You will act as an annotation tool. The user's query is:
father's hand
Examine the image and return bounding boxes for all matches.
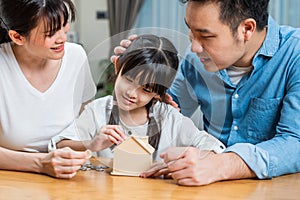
[154,94,180,111]
[160,147,256,186]
[140,161,172,179]
[110,34,138,63]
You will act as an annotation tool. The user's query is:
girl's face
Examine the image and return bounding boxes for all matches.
[22,19,69,60]
[114,74,158,113]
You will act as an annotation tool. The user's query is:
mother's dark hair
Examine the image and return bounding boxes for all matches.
[0,0,75,44]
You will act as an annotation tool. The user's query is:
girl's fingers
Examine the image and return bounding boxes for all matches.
[108,135,120,145]
[105,129,124,142]
[103,125,127,140]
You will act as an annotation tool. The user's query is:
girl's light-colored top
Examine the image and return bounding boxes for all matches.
[49,96,225,160]
[0,42,96,152]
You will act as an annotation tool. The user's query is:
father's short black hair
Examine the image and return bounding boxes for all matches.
[183,0,269,33]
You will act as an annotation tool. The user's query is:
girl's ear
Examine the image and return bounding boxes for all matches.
[8,30,26,45]
[114,57,120,75]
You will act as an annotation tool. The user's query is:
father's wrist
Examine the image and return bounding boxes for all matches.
[219,152,256,180]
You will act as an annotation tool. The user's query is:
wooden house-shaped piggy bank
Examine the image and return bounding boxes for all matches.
[111,136,155,176]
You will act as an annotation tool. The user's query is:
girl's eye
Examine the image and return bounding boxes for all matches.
[44,32,52,37]
[143,88,152,93]
[125,76,133,82]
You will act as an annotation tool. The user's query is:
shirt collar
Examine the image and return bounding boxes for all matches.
[255,16,280,58]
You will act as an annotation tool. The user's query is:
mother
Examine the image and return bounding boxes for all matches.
[0,0,96,178]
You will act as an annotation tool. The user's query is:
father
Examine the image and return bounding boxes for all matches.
[114,0,300,186]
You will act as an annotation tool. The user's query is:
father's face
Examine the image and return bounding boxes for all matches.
[186,1,246,71]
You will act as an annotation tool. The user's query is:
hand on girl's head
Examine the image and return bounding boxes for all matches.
[119,34,137,48]
[154,94,180,111]
[110,34,137,63]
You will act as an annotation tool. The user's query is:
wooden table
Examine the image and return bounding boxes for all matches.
[0,158,299,200]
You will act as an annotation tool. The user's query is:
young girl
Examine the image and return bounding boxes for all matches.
[50,34,225,161]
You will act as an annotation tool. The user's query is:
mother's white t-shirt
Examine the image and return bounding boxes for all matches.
[0,42,96,152]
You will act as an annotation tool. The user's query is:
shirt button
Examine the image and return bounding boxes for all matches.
[234,94,239,99]
[233,126,238,131]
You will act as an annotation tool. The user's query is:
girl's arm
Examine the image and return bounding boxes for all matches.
[79,100,92,114]
[175,115,225,153]
[0,146,89,178]
[56,125,127,152]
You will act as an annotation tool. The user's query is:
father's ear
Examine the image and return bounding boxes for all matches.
[241,18,256,42]
[8,30,26,45]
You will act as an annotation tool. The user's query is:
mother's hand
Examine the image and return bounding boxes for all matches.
[39,147,89,179]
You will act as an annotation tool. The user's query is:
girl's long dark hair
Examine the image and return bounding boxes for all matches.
[109,34,179,150]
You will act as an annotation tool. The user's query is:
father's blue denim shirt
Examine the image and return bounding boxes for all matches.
[169,16,300,179]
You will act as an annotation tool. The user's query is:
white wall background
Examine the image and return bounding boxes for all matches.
[71,0,109,55]
[70,0,111,93]
[72,0,300,59]
[71,0,299,98]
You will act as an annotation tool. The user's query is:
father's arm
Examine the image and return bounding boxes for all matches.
[162,148,256,186]
[165,56,300,185]
[225,60,300,179]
